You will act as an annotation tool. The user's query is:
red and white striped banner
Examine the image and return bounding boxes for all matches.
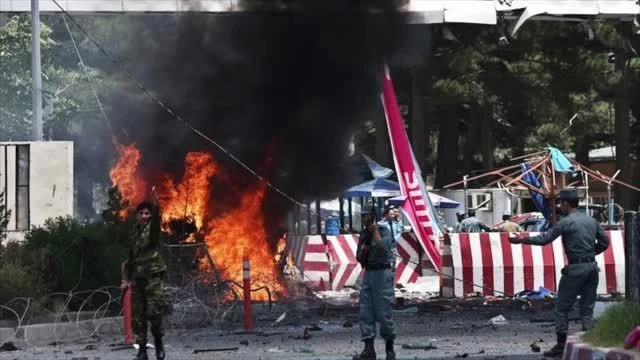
[441,231,625,298]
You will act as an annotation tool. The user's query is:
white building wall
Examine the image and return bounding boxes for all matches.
[0,141,74,242]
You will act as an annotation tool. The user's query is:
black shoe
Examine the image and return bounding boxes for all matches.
[385,340,396,360]
[136,346,149,360]
[154,337,165,360]
[353,340,376,360]
[542,343,565,358]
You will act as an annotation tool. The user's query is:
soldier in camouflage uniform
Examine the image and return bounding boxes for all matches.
[509,189,609,358]
[122,187,167,360]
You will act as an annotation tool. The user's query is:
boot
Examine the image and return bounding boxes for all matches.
[136,345,148,360]
[543,333,567,358]
[385,340,396,360]
[353,339,376,360]
[154,337,165,360]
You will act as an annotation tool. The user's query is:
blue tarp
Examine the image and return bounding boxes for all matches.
[521,161,553,225]
[548,146,575,173]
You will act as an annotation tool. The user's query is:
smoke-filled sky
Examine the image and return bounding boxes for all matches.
[102,0,423,215]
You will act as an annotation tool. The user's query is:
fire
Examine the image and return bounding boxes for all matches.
[109,142,285,301]
[158,152,217,231]
[275,234,300,278]
[203,183,284,301]
[109,142,146,218]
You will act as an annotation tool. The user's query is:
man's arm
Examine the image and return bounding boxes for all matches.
[594,223,610,255]
[522,221,564,246]
[479,222,493,232]
[150,186,162,243]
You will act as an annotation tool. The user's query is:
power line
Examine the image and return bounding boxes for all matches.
[50,0,313,213]
[60,13,112,133]
[50,1,517,296]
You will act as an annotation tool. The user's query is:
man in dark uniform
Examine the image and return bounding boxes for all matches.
[508,189,609,357]
[122,187,167,360]
[355,205,400,360]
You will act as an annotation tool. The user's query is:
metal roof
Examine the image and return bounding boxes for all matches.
[0,1,638,32]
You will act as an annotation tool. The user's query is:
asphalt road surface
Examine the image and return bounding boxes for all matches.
[0,306,576,360]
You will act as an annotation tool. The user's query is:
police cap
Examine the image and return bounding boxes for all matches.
[558,188,579,201]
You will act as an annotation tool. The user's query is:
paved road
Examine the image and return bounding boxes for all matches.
[0,306,573,360]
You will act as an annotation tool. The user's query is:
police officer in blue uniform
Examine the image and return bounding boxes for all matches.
[355,205,401,360]
[509,188,609,357]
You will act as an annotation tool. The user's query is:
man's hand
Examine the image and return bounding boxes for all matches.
[151,186,159,205]
[366,221,376,232]
[508,232,523,244]
[120,280,130,291]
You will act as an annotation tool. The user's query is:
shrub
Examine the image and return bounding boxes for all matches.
[0,241,46,319]
[23,217,130,294]
[582,302,640,347]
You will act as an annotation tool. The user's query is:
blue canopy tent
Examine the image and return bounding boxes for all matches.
[343,178,402,198]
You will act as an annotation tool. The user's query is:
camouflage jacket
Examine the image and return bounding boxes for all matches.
[126,204,166,279]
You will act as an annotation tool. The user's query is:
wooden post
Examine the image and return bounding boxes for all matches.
[347,197,353,232]
[243,257,253,332]
[624,212,639,301]
[315,200,321,235]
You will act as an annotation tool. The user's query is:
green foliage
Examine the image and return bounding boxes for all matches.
[582,302,640,347]
[0,242,45,305]
[0,15,81,140]
[22,216,129,293]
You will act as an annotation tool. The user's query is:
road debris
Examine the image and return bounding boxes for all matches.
[401,342,437,350]
[193,347,239,354]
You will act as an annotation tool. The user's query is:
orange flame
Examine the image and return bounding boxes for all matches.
[158,152,217,231]
[203,183,283,301]
[109,142,285,301]
[109,142,146,218]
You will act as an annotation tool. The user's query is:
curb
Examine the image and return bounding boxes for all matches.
[563,332,640,360]
[0,316,124,345]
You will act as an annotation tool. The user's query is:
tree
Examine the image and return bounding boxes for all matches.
[0,15,80,140]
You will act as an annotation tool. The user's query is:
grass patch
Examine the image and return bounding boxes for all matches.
[582,302,640,348]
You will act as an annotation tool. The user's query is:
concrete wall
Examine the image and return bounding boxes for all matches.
[0,141,74,242]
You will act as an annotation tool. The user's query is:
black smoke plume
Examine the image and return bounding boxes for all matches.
[106,0,416,224]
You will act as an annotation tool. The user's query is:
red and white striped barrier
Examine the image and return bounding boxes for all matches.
[288,233,426,291]
[562,332,638,360]
[325,234,424,290]
[326,235,363,290]
[299,235,331,290]
[441,231,625,298]
[396,233,422,284]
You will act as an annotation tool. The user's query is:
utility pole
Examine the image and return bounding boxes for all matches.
[31,0,43,141]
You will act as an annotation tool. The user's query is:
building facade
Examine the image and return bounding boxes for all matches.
[0,141,74,241]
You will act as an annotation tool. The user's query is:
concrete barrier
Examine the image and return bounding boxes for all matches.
[0,316,124,345]
[562,332,640,360]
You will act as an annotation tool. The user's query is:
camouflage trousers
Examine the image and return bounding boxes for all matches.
[132,275,167,344]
